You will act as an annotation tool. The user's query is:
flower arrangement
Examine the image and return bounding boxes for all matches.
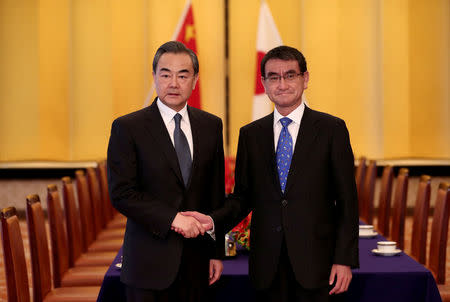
[225,157,251,250]
[230,212,252,250]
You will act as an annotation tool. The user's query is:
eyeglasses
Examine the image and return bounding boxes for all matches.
[264,72,303,84]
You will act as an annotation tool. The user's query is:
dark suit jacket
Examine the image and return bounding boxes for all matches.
[107,100,225,290]
[212,106,359,290]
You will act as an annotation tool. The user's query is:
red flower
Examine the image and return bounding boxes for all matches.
[225,156,251,250]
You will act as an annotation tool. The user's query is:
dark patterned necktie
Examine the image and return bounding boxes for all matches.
[276,117,293,193]
[174,113,192,186]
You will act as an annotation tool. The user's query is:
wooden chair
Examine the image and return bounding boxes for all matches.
[86,167,107,231]
[97,161,114,221]
[390,168,409,250]
[428,182,450,284]
[81,169,124,240]
[31,191,108,287]
[410,175,431,264]
[87,166,126,231]
[61,177,116,267]
[74,170,96,251]
[360,160,376,224]
[355,156,367,215]
[97,160,127,228]
[24,196,101,302]
[376,165,394,236]
[1,206,30,302]
[75,170,122,252]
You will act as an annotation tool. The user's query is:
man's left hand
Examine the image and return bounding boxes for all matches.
[209,259,223,285]
[328,264,352,295]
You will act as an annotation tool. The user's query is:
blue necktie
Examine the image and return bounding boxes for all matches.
[174,113,192,186]
[276,117,293,193]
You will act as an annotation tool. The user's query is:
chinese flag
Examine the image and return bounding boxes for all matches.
[173,0,201,109]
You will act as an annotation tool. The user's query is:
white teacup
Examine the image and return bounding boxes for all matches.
[359,225,374,236]
[377,241,397,253]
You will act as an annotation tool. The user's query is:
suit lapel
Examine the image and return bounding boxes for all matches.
[255,113,283,195]
[284,106,319,195]
[186,106,200,189]
[144,100,184,186]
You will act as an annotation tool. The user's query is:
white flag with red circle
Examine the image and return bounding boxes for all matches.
[252,1,283,121]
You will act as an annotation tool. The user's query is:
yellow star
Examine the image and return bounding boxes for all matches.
[185,24,195,43]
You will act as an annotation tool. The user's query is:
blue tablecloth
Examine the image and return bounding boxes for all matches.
[97,232,442,302]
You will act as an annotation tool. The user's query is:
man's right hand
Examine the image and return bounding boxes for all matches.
[180,211,213,231]
[171,213,206,238]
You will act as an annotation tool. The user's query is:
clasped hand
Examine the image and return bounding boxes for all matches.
[171,211,213,238]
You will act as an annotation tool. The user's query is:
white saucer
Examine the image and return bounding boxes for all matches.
[371,248,402,256]
[115,262,122,269]
[359,231,378,238]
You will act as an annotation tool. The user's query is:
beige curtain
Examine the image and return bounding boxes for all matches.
[0,0,448,160]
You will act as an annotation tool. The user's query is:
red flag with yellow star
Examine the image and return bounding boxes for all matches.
[173,0,201,109]
[144,1,201,108]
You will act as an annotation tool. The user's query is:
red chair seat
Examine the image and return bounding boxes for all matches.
[97,228,125,240]
[88,238,123,253]
[74,251,116,267]
[60,266,108,287]
[44,286,100,302]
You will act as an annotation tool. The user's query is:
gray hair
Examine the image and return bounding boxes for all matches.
[152,41,199,75]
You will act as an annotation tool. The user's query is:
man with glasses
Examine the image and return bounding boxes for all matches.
[107,41,225,302]
[240,45,359,301]
[190,45,359,302]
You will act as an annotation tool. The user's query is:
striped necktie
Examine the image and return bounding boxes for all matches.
[173,113,192,186]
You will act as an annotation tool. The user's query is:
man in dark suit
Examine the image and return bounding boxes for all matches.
[187,45,359,302]
[107,41,225,302]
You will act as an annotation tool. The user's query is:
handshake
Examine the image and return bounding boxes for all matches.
[171,211,213,238]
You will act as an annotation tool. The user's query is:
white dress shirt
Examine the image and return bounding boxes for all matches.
[157,98,193,159]
[157,98,215,240]
[273,102,305,151]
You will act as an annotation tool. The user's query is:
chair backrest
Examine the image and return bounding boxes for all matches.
[75,170,97,247]
[361,160,376,224]
[410,175,431,264]
[61,176,85,264]
[376,165,394,236]
[428,182,450,284]
[97,160,115,221]
[26,194,52,302]
[47,184,70,287]
[355,156,367,214]
[1,207,30,302]
[390,168,409,250]
[87,166,107,231]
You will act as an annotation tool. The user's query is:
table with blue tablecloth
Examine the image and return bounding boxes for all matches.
[97,231,442,302]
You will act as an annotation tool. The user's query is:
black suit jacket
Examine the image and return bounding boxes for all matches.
[213,106,359,290]
[107,100,225,290]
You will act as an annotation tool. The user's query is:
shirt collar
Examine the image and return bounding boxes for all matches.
[157,98,189,124]
[274,101,305,126]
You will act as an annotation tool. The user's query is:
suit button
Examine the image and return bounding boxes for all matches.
[276,226,282,232]
[281,199,288,206]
